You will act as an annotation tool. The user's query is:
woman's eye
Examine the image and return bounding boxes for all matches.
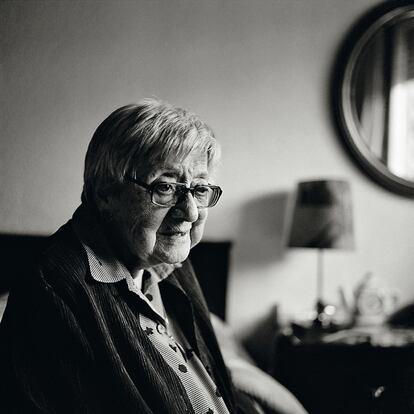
[194,186,210,196]
[154,183,175,195]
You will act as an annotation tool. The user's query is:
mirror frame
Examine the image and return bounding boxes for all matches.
[332,0,414,197]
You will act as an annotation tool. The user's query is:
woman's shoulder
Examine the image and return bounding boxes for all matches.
[34,221,89,292]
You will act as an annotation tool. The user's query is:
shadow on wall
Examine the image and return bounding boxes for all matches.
[229,191,290,366]
[242,304,280,372]
[233,191,290,267]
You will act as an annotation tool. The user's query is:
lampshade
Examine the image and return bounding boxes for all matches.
[288,180,354,249]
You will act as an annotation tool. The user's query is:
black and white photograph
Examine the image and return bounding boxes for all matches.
[1,1,414,413]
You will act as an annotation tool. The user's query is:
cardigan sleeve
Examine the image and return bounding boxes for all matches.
[0,266,102,414]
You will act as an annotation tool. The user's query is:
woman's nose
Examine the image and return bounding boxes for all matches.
[172,192,199,222]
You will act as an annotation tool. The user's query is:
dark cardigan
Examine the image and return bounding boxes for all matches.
[0,221,255,413]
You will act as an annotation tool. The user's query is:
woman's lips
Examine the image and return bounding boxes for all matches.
[158,228,191,237]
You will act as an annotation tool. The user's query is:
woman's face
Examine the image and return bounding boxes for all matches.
[100,152,210,271]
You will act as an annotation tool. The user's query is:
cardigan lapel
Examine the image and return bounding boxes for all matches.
[161,260,238,413]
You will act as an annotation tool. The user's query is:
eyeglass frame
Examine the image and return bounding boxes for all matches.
[125,177,223,208]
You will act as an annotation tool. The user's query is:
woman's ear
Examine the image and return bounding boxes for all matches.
[94,183,123,212]
[94,186,112,212]
[96,187,109,203]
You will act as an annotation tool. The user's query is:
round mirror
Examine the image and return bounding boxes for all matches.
[334,1,414,196]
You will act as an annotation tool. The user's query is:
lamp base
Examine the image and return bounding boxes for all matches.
[291,301,352,341]
[312,300,335,329]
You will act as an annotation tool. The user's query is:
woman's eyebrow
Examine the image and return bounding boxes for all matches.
[152,166,182,178]
[152,166,209,181]
[159,171,179,178]
[194,172,209,180]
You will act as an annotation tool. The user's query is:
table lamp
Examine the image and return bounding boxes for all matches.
[288,179,354,327]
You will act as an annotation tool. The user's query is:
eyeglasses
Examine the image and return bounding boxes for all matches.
[125,177,223,208]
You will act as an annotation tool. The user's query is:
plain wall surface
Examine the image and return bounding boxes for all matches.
[2,0,413,333]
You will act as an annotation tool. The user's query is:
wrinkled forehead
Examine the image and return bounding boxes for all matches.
[135,150,211,181]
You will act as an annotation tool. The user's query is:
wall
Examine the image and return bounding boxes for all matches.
[2,0,413,334]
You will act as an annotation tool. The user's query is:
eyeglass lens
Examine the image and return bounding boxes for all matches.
[152,183,220,207]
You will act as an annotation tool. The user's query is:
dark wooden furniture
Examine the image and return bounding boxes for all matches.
[189,241,231,321]
[273,326,414,414]
[0,234,47,293]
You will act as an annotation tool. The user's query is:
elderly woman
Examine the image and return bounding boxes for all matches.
[0,100,261,413]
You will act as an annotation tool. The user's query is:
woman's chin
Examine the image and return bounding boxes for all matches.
[155,236,191,264]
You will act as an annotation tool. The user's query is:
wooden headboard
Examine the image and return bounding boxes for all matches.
[0,234,231,320]
[189,241,231,320]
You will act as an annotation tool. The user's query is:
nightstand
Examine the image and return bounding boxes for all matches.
[272,325,414,414]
